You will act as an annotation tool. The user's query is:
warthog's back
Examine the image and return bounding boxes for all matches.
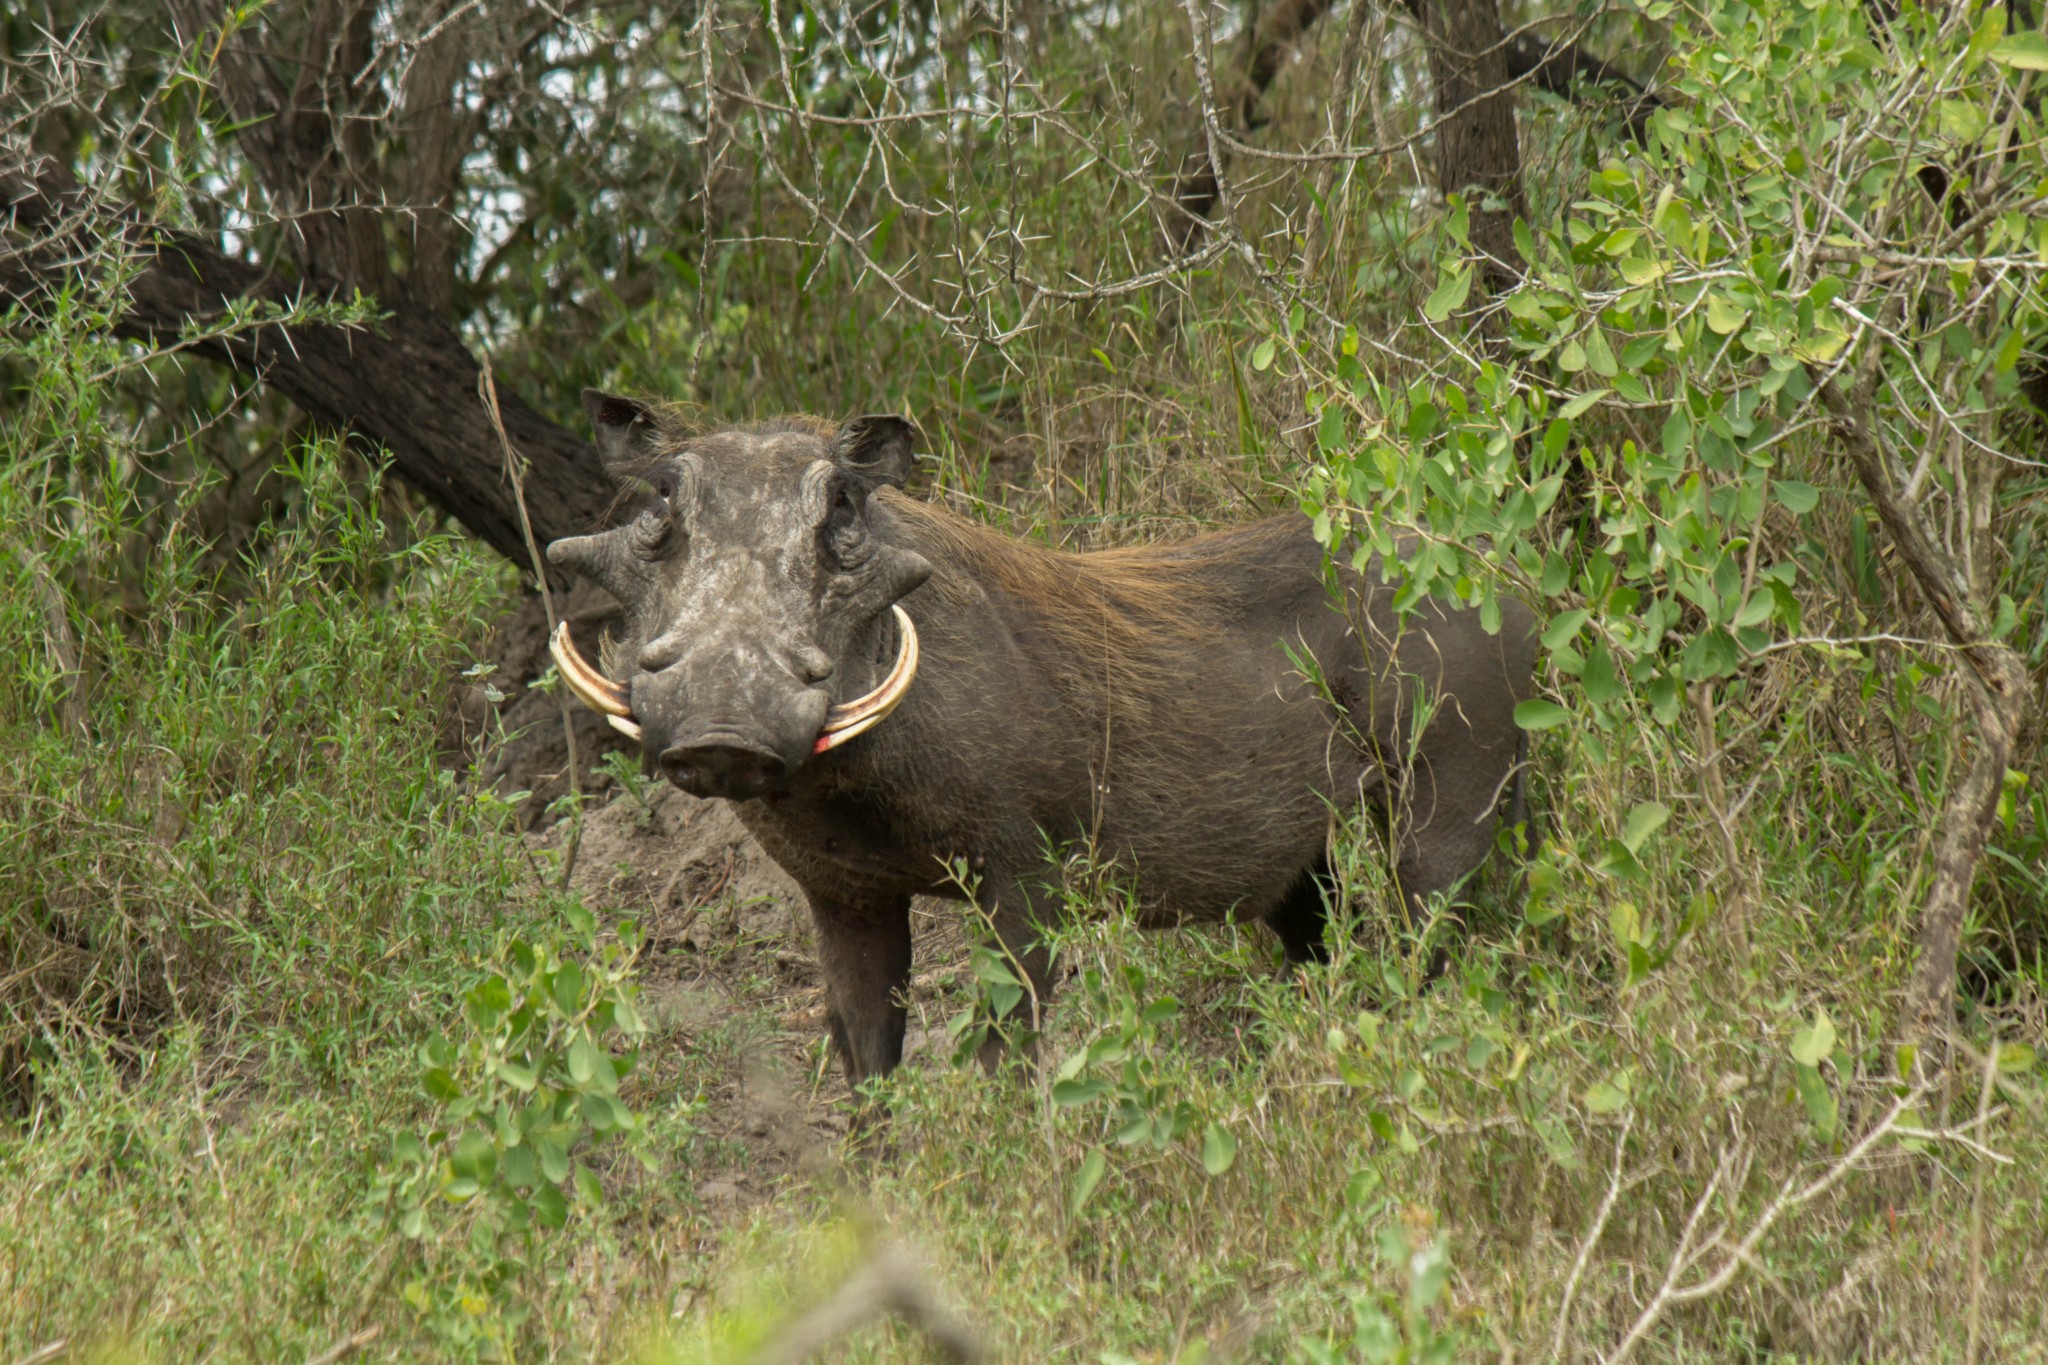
[849,497,1532,927]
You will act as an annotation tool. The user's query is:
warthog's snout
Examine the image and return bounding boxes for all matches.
[659,737,789,800]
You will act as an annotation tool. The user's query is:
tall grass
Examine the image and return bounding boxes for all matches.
[0,307,705,1358]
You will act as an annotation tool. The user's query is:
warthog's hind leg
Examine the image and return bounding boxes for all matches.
[973,884,1059,1075]
[1264,854,1335,968]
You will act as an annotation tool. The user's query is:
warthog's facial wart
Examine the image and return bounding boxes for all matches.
[545,392,933,800]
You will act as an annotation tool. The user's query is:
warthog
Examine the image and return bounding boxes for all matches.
[548,392,1535,1089]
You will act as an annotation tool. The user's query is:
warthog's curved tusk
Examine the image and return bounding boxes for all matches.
[814,604,919,754]
[549,623,643,740]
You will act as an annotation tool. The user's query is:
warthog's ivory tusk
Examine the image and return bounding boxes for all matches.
[548,610,914,757]
[550,623,632,714]
[814,604,919,754]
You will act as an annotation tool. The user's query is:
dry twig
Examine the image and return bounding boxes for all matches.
[747,1243,981,1365]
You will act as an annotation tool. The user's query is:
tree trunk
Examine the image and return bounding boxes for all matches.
[1,159,609,568]
[1404,0,1528,293]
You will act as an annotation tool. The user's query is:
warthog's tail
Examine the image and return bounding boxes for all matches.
[1507,729,1533,857]
[1506,729,1547,907]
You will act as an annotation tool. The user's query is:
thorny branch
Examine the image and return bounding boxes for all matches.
[1603,1087,1936,1365]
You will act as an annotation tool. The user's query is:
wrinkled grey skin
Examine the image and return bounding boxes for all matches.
[549,391,1536,1093]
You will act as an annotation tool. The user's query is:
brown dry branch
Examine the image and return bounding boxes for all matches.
[24,552,85,739]
[1812,373,2030,1051]
[479,355,583,888]
[745,1243,982,1365]
[1547,1109,1635,1361]
[1602,1085,1931,1365]
[1688,683,1751,959]
[1963,1038,2001,1365]
[6,1340,69,1365]
[1169,0,1337,254]
[304,1324,382,1365]
[0,150,607,566]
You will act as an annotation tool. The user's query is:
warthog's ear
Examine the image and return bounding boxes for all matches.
[582,389,661,484]
[833,415,920,489]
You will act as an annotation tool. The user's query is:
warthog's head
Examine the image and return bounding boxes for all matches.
[546,391,932,800]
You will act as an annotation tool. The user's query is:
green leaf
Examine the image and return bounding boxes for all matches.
[1201,1122,1238,1175]
[1775,480,1820,514]
[1619,255,1667,285]
[531,1182,569,1229]
[1052,1078,1110,1107]
[1706,292,1749,335]
[1514,699,1571,731]
[1790,1009,1837,1067]
[1584,328,1619,378]
[1542,609,1592,651]
[1794,1062,1839,1139]
[1582,639,1623,706]
[1990,32,2048,70]
[1557,338,1588,373]
[1422,265,1474,323]
[536,1137,570,1185]
[1559,389,1610,421]
[568,1034,605,1087]
[1317,403,1347,453]
[1523,862,1563,926]
[1620,801,1671,854]
[1584,1074,1631,1114]
[1938,98,1990,143]
[574,1163,605,1207]
[1734,592,1776,629]
[450,1130,497,1182]
[1995,1043,2038,1073]
[1251,338,1276,372]
[500,1143,537,1188]
[1408,1242,1451,1315]
[580,1090,630,1132]
[1071,1148,1108,1215]
[551,961,586,1015]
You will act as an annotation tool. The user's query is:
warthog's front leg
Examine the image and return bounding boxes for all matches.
[807,892,914,1093]
[1392,715,1520,930]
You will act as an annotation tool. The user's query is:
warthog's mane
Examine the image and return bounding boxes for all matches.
[879,491,1290,737]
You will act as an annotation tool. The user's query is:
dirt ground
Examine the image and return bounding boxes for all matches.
[531,775,972,1208]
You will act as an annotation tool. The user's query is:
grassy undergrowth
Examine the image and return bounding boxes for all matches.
[637,822,2046,1363]
[0,418,708,1360]
[1,371,2043,1363]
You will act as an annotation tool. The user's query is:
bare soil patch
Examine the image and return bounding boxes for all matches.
[530,784,971,1208]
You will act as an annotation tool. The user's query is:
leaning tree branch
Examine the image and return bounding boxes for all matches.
[1503,27,1662,140]
[1,156,609,568]
[1169,0,1336,253]
[1812,372,2030,1048]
